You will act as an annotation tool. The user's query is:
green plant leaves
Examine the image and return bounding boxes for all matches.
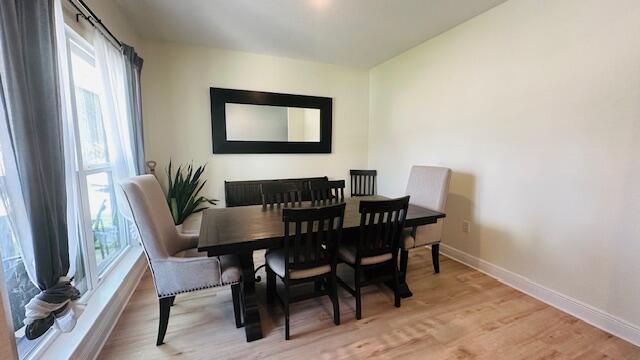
[165,160,218,225]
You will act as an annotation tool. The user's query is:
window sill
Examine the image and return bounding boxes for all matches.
[25,246,146,360]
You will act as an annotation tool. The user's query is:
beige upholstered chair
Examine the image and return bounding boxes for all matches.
[401,166,451,274]
[120,175,242,346]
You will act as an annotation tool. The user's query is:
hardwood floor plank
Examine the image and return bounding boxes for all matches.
[98,248,640,359]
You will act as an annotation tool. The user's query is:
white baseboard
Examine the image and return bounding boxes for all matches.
[439,244,640,347]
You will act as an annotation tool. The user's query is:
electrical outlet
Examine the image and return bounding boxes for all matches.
[462,220,471,234]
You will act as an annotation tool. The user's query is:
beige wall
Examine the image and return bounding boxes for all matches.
[139,41,370,204]
[76,0,640,336]
[369,0,640,327]
[82,0,141,48]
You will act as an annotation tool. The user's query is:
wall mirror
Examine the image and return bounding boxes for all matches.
[210,88,332,153]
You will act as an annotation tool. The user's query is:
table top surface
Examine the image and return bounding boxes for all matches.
[198,196,445,254]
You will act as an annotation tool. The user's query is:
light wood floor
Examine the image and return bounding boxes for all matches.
[99,248,640,359]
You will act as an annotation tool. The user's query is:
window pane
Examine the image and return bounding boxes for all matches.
[75,88,108,168]
[70,46,109,169]
[85,172,126,271]
[0,152,39,337]
[73,239,88,295]
[0,216,39,332]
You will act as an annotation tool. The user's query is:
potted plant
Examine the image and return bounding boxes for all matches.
[166,161,217,226]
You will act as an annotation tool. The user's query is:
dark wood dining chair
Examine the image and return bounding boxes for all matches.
[265,203,346,340]
[261,182,303,208]
[336,196,409,319]
[350,169,377,196]
[309,179,345,205]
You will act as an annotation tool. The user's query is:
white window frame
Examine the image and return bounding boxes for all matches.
[1,24,141,360]
[64,27,132,293]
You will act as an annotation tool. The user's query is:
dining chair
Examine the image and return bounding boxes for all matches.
[350,169,377,196]
[261,182,303,208]
[265,203,346,340]
[400,166,451,275]
[225,176,327,207]
[336,196,409,319]
[120,175,243,346]
[309,179,345,205]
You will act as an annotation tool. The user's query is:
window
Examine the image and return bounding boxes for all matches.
[0,155,39,332]
[0,20,139,358]
[67,32,132,279]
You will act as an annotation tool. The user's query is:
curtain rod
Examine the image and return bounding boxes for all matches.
[66,0,123,49]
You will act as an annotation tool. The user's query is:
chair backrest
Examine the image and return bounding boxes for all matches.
[357,196,409,259]
[282,203,346,275]
[225,176,327,207]
[309,179,345,205]
[350,169,377,196]
[120,175,179,261]
[404,166,451,212]
[261,182,303,208]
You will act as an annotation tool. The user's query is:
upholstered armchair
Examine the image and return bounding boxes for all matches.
[401,166,451,275]
[121,175,242,346]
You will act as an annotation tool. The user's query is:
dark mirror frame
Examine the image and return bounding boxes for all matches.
[210,87,332,154]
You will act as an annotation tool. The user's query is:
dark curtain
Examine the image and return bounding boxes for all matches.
[0,0,79,339]
[122,45,145,175]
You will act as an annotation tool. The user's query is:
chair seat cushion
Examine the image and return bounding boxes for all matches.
[401,222,442,250]
[154,249,241,296]
[265,249,330,280]
[173,247,205,258]
[338,244,392,265]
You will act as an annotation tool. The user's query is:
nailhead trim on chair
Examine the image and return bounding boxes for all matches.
[157,280,240,298]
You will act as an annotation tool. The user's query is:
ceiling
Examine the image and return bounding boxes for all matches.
[116,0,507,68]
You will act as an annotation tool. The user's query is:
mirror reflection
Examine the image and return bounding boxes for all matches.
[225,103,320,142]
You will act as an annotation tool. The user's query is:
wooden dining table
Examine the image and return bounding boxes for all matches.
[198,195,446,342]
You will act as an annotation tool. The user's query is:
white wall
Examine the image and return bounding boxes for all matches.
[139,41,369,204]
[82,0,141,48]
[92,0,640,341]
[369,0,640,329]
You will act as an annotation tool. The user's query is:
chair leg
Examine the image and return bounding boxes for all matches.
[169,296,175,306]
[284,284,290,340]
[157,296,173,346]
[231,284,243,328]
[431,243,440,274]
[330,274,340,325]
[266,266,276,305]
[354,267,362,320]
[392,262,401,308]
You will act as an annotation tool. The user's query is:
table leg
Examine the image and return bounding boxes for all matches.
[364,265,413,298]
[394,281,413,298]
[373,250,412,298]
[238,252,263,342]
[382,274,413,298]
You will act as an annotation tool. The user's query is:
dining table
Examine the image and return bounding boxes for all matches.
[198,195,446,342]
